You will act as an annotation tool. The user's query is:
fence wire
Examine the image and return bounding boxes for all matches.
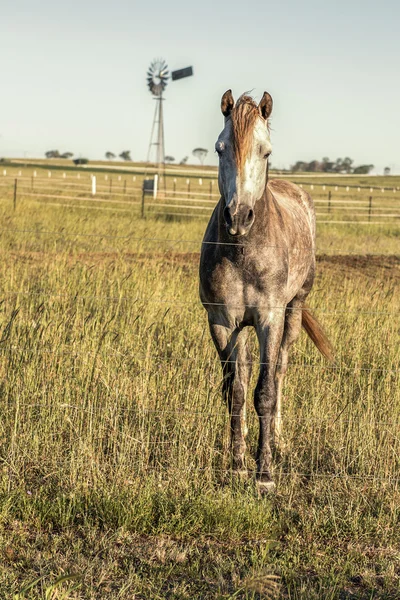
[1,226,400,252]
[1,344,399,374]
[1,289,399,315]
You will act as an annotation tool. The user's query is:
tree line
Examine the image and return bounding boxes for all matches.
[291,157,374,174]
[45,148,210,165]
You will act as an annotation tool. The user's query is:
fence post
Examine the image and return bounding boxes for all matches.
[13,178,17,210]
[141,190,145,218]
[31,175,34,191]
[173,179,176,197]
[187,178,190,195]
[91,175,96,196]
[328,190,332,213]
[368,196,372,221]
[123,180,127,194]
[153,174,158,200]
[209,181,212,199]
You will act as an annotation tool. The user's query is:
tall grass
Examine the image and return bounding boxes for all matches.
[0,199,399,598]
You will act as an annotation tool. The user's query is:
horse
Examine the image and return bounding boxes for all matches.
[199,90,333,494]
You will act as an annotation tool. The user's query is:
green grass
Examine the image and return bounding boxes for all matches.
[0,192,399,598]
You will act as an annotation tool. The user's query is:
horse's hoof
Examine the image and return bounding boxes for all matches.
[256,480,276,495]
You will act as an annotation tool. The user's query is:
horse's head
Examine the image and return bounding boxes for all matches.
[216,90,273,237]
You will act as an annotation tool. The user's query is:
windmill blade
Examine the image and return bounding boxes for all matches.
[147,57,170,96]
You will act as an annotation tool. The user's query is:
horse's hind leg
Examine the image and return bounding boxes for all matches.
[273,297,305,449]
[208,320,252,473]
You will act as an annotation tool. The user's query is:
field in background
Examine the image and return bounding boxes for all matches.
[0,166,400,598]
[1,161,400,224]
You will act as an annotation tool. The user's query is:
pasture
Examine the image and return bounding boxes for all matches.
[0,166,400,599]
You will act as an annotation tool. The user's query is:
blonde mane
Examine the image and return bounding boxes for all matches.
[231,95,260,170]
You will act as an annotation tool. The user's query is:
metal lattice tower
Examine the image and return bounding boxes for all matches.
[146,59,169,176]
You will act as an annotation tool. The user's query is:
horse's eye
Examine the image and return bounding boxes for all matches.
[264,152,271,159]
[215,142,225,156]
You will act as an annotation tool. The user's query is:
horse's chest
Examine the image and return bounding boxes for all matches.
[204,254,283,316]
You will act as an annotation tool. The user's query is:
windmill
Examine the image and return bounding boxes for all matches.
[146,59,193,177]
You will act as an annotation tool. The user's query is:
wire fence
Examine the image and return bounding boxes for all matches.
[0,183,399,486]
[2,344,399,373]
[2,288,399,315]
[2,225,400,253]
[1,173,400,224]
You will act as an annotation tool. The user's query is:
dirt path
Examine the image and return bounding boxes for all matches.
[4,250,400,280]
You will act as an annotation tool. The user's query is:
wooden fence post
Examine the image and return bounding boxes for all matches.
[368,196,372,221]
[141,191,145,218]
[328,190,332,213]
[123,180,127,194]
[13,178,17,210]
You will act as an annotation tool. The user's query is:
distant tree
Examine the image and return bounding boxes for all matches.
[353,164,374,174]
[192,148,208,165]
[334,158,345,173]
[45,150,60,159]
[60,152,73,159]
[105,152,116,160]
[292,157,357,173]
[73,158,89,165]
[307,160,323,172]
[342,157,354,174]
[165,155,175,163]
[291,161,308,172]
[321,157,335,172]
[180,156,189,165]
[384,166,391,176]
[119,151,131,161]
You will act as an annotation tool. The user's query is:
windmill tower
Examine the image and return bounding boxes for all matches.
[146,58,169,173]
[146,59,193,178]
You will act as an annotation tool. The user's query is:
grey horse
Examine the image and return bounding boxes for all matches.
[199,90,333,493]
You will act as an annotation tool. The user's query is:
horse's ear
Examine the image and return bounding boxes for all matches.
[258,92,273,120]
[221,90,235,117]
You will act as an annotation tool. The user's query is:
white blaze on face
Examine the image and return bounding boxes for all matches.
[237,118,272,205]
[216,114,272,213]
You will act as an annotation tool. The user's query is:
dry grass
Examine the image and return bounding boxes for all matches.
[0,190,399,598]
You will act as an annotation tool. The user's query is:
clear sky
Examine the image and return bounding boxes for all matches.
[1,0,399,172]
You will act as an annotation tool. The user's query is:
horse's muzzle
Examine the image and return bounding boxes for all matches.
[223,204,255,237]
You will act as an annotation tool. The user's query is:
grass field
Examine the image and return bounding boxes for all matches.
[1,161,400,224]
[0,169,400,598]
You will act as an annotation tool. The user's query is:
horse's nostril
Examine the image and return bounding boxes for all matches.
[247,209,254,223]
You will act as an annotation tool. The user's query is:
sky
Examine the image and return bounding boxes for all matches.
[1,0,400,172]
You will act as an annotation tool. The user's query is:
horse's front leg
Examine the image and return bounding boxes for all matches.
[208,317,251,474]
[254,312,285,493]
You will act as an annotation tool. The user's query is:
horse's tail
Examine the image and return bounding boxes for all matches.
[302,305,334,362]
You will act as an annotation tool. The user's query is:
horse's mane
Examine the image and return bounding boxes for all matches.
[230,95,260,170]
